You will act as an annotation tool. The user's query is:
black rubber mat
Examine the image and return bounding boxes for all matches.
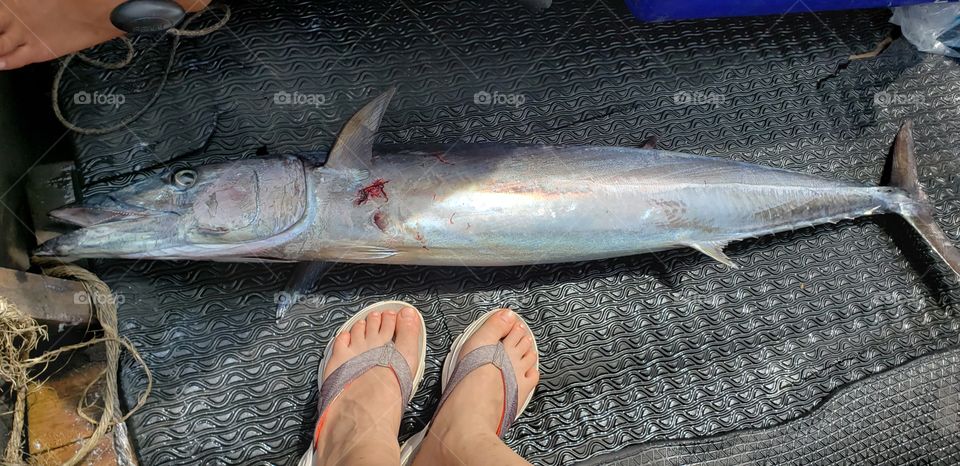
[584,347,960,465]
[54,0,960,464]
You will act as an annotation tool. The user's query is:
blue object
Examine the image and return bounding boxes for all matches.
[626,0,948,22]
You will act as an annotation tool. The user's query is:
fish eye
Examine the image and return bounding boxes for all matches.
[172,169,198,189]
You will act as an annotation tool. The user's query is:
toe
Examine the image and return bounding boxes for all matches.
[524,366,540,387]
[460,309,520,361]
[0,44,34,70]
[519,348,537,371]
[365,311,382,340]
[322,332,352,379]
[349,318,367,346]
[519,350,539,397]
[0,13,10,32]
[503,321,526,349]
[475,308,516,342]
[514,333,534,355]
[394,307,421,374]
[380,311,398,339]
[0,31,24,57]
[333,331,351,351]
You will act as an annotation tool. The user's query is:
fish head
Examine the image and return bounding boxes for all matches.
[37,157,308,259]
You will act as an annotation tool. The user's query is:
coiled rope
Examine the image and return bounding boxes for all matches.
[52,4,231,135]
[1,262,152,465]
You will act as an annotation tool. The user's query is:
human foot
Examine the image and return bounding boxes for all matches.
[311,306,423,466]
[0,0,210,70]
[412,309,539,466]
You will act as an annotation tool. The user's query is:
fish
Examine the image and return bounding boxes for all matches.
[36,88,960,316]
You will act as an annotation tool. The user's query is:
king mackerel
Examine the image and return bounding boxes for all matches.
[37,88,960,314]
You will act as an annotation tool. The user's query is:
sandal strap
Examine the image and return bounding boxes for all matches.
[318,341,414,415]
[436,342,519,437]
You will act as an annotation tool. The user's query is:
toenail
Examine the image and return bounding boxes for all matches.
[0,61,6,70]
[401,307,415,319]
[499,309,515,322]
[371,312,381,318]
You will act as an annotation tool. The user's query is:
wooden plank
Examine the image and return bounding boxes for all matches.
[0,267,91,324]
[27,350,118,466]
[30,436,117,466]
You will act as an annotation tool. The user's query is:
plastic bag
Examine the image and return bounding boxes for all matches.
[890,2,960,58]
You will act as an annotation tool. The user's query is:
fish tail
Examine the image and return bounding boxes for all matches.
[884,120,960,278]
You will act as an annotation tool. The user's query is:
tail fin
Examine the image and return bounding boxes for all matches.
[888,120,960,278]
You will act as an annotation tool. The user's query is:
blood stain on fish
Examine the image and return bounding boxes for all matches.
[355,178,389,206]
[433,152,454,165]
[415,231,429,249]
[373,210,388,232]
[373,210,387,233]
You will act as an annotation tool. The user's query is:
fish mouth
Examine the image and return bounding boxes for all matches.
[48,195,156,227]
[35,196,177,258]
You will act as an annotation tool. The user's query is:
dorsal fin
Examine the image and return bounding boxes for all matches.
[325,87,396,170]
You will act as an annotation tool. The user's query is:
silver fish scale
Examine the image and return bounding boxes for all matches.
[59,1,960,465]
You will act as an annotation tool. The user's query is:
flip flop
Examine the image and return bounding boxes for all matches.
[400,309,539,464]
[299,300,427,466]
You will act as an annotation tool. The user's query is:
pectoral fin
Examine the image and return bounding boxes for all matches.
[324,87,397,170]
[688,242,738,269]
[334,245,400,261]
[276,261,334,320]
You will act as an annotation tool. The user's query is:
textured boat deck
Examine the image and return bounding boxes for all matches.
[57,0,960,463]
